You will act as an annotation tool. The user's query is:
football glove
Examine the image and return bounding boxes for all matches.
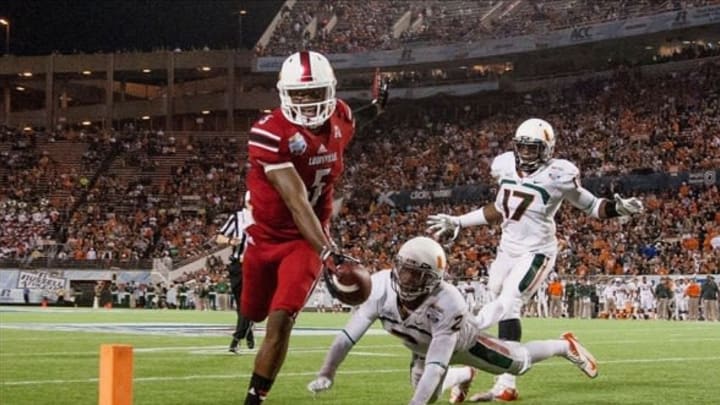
[320,244,347,274]
[322,253,362,300]
[307,375,333,394]
[613,193,644,216]
[426,213,462,240]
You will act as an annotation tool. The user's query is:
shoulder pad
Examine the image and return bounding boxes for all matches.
[490,151,516,179]
[439,282,468,311]
[547,159,580,184]
[252,111,288,137]
[335,99,354,123]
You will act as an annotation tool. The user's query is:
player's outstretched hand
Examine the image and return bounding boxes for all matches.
[426,214,461,241]
[613,194,643,216]
[307,375,333,394]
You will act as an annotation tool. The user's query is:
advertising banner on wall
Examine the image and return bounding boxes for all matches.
[0,270,152,304]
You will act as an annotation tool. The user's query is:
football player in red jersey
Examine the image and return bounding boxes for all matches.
[242,50,387,405]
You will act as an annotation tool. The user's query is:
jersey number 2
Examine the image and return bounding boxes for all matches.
[502,189,535,220]
[309,168,332,207]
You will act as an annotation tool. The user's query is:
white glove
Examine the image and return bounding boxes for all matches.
[307,375,333,394]
[614,193,643,216]
[426,214,461,240]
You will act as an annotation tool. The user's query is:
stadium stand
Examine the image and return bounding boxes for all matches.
[2,58,718,281]
[259,0,720,55]
[1,1,719,315]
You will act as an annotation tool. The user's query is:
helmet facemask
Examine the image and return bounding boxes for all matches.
[391,255,442,303]
[278,83,336,129]
[513,137,550,172]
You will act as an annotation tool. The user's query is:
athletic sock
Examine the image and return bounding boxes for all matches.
[498,318,522,341]
[441,366,473,392]
[495,319,522,390]
[244,373,274,405]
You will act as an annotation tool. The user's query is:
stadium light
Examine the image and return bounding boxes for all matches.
[201,110,210,115]
[0,18,9,55]
[15,86,24,91]
[236,10,248,49]
[142,68,152,73]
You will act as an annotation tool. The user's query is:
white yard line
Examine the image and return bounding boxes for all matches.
[0,344,403,357]
[3,356,720,386]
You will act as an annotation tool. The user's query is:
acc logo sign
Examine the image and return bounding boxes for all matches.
[570,27,592,41]
[288,132,307,155]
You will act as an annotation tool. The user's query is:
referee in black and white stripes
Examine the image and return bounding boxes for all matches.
[216,193,255,353]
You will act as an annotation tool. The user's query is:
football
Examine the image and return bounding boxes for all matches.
[324,259,372,306]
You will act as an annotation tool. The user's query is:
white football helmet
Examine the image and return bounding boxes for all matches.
[513,118,555,172]
[277,51,337,128]
[391,236,447,302]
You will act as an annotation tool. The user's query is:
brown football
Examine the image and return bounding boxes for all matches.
[326,260,372,306]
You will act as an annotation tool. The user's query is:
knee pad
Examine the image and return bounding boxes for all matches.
[515,346,532,375]
[495,293,523,320]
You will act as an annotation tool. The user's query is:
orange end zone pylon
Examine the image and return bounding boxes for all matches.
[98,344,133,405]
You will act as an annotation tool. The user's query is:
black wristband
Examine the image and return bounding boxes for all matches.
[603,199,621,218]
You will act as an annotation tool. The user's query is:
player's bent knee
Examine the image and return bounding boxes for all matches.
[494,293,520,319]
[514,346,532,375]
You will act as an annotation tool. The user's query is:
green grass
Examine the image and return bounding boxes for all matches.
[1,307,718,404]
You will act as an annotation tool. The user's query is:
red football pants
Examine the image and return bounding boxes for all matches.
[241,237,321,322]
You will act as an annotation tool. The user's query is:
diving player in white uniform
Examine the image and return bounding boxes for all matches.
[426,118,643,401]
[307,237,598,404]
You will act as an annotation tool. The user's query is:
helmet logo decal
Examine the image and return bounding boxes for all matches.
[299,51,313,82]
[436,255,444,270]
[543,129,552,142]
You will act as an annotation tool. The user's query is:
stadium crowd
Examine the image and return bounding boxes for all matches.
[258,0,719,56]
[1,61,719,291]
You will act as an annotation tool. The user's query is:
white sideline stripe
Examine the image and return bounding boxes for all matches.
[0,344,402,357]
[3,337,718,357]
[3,356,719,386]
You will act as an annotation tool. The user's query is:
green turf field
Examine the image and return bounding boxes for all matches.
[1,307,718,404]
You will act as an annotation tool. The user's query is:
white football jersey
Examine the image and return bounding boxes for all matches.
[490,152,598,256]
[638,281,654,297]
[603,284,618,300]
[344,270,481,365]
[536,282,548,299]
[673,286,685,300]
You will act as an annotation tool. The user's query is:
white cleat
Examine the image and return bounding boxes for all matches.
[562,332,598,378]
[467,376,518,402]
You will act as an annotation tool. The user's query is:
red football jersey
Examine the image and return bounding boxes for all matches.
[246,99,355,241]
